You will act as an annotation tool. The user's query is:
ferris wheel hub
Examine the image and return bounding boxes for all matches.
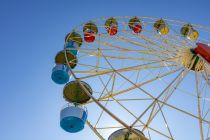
[177,48,205,71]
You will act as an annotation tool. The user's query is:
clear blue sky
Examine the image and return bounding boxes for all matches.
[0,0,210,140]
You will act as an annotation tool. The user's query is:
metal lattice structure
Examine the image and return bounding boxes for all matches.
[53,16,210,140]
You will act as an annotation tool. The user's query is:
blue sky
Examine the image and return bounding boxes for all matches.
[0,0,210,140]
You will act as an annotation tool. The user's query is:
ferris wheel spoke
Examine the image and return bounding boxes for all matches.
[202,70,210,86]
[146,126,172,139]
[124,30,179,55]
[203,108,210,120]
[85,72,113,110]
[135,101,173,140]
[79,47,172,60]
[90,72,124,131]
[142,100,157,129]
[79,47,159,54]
[158,35,181,54]
[101,52,156,99]
[148,66,200,99]
[82,45,172,61]
[99,67,182,102]
[165,26,193,48]
[148,62,209,104]
[207,124,210,138]
[127,30,179,54]
[99,98,153,102]
[94,99,109,128]
[95,125,144,130]
[114,33,162,53]
[114,35,174,59]
[114,66,143,94]
[76,58,177,79]
[98,72,115,99]
[76,62,111,70]
[86,120,105,140]
[156,101,174,139]
[135,67,141,84]
[131,69,186,129]
[200,80,209,119]
[122,30,176,53]
[79,52,158,61]
[157,100,209,124]
[195,72,205,140]
[139,69,188,131]
[75,64,178,75]
[97,72,146,126]
[146,129,152,140]
[93,72,142,129]
[79,46,168,61]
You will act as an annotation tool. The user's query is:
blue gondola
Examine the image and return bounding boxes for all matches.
[65,41,79,56]
[60,105,87,133]
[51,64,70,84]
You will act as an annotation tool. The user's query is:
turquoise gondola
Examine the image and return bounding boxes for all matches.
[51,64,70,84]
[60,105,87,133]
[65,41,79,56]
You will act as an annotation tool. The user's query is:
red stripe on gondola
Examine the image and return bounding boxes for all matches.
[84,32,95,43]
[195,43,210,63]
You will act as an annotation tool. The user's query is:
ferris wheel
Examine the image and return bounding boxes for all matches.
[51,16,210,140]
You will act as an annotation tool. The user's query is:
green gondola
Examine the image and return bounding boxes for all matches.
[55,50,77,69]
[63,81,92,104]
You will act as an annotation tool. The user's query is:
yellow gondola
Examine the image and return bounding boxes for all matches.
[154,19,169,35]
[180,24,199,41]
